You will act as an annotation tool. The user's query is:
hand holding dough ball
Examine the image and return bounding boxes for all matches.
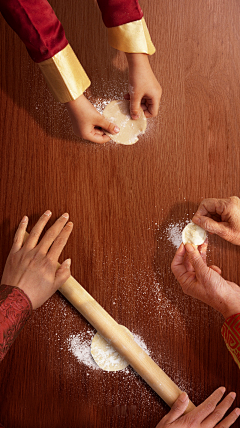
[182,222,207,246]
[103,100,147,145]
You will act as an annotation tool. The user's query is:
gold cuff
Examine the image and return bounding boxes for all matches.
[38,44,91,103]
[107,18,155,55]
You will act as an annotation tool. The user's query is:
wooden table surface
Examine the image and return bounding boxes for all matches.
[1,0,240,427]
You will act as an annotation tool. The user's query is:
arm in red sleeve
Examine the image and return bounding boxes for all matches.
[96,0,143,27]
[96,0,155,55]
[221,314,240,369]
[0,284,32,362]
[0,0,68,62]
[0,0,90,102]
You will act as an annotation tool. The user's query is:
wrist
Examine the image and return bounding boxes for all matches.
[219,294,240,320]
[125,52,150,67]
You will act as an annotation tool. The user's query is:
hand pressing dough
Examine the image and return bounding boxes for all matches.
[91,326,132,371]
[102,100,147,145]
[182,222,207,246]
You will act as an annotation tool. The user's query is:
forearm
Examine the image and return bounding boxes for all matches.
[0,284,32,361]
[0,0,90,102]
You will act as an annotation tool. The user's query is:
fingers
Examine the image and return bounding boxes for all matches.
[98,116,120,136]
[143,96,161,118]
[47,221,73,261]
[11,216,29,253]
[54,258,72,289]
[164,392,189,423]
[194,215,229,236]
[202,391,238,427]
[24,210,52,250]
[190,387,226,422]
[37,213,70,255]
[193,198,224,219]
[210,265,222,275]
[215,407,240,427]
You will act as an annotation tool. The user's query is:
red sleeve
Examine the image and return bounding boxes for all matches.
[221,313,240,369]
[96,0,143,27]
[0,0,68,62]
[0,284,32,362]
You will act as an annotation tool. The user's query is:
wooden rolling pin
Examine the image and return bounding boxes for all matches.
[24,232,195,412]
[60,275,195,413]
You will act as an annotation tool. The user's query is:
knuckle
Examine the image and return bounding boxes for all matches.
[205,400,216,414]
[212,409,224,421]
[183,414,197,426]
[30,230,39,239]
[46,231,56,241]
[55,236,66,247]
[42,256,55,270]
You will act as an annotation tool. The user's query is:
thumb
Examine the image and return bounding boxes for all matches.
[55,259,71,289]
[130,93,142,119]
[165,392,189,424]
[99,116,120,135]
[193,216,228,237]
[185,244,208,278]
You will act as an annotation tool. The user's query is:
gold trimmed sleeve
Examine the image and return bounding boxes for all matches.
[38,44,91,103]
[107,18,155,55]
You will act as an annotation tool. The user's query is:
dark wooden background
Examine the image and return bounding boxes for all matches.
[1,0,240,427]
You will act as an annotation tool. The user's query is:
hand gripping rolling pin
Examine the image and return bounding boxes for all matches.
[25,232,195,412]
[59,274,195,412]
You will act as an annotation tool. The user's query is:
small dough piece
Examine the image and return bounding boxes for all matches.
[182,222,207,246]
[91,326,132,372]
[102,100,147,145]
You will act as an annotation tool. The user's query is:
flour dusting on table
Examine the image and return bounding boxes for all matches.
[68,330,150,371]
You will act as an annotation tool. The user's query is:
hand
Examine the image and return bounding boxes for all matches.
[65,94,120,143]
[192,197,240,245]
[1,211,73,309]
[171,242,240,319]
[156,387,240,427]
[125,53,162,119]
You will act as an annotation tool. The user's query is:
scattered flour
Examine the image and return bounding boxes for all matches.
[166,221,188,248]
[68,330,150,371]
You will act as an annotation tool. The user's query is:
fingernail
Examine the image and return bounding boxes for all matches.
[67,221,73,227]
[65,258,71,267]
[235,408,240,416]
[179,392,188,402]
[62,213,69,219]
[229,392,236,400]
[21,216,28,223]
[114,126,120,133]
[132,114,140,120]
[219,386,226,394]
[44,210,52,216]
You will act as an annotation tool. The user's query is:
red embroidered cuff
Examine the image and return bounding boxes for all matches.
[0,284,32,361]
[221,313,240,369]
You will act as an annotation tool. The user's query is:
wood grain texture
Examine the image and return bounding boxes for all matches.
[0,0,240,427]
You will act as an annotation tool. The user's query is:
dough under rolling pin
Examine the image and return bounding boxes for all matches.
[24,231,195,413]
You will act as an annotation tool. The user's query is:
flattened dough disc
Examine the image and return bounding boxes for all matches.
[91,326,132,371]
[103,100,147,145]
[182,222,207,246]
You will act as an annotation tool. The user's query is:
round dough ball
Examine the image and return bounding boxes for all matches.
[102,100,147,145]
[91,326,132,372]
[182,222,207,246]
